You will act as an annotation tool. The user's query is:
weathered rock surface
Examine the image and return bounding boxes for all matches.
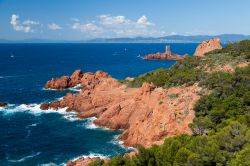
[194,38,222,57]
[41,70,202,148]
[144,45,188,60]
[0,102,8,107]
[45,70,110,90]
[66,157,109,166]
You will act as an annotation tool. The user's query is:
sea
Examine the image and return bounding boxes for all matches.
[0,43,198,166]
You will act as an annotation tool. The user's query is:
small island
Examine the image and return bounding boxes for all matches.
[143,45,189,60]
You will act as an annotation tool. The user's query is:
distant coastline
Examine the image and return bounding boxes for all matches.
[1,34,250,44]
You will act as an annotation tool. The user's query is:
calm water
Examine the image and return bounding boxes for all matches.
[0,43,197,165]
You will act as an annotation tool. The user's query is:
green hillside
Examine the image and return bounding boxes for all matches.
[90,40,250,166]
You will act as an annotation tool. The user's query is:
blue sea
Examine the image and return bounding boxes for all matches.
[0,43,197,165]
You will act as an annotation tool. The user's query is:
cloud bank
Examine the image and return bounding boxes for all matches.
[71,14,165,38]
[10,14,166,38]
[10,14,39,33]
[48,23,62,30]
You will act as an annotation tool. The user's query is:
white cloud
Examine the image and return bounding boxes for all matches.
[98,14,130,26]
[48,23,62,30]
[136,16,153,27]
[23,20,39,25]
[71,14,164,38]
[72,22,100,32]
[10,14,39,33]
[71,19,102,37]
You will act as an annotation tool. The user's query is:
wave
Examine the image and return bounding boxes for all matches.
[84,117,110,130]
[109,134,124,146]
[26,123,39,128]
[109,135,136,151]
[58,152,109,166]
[0,103,76,118]
[63,114,82,121]
[137,54,144,59]
[42,84,82,92]
[0,75,29,79]
[69,152,109,162]
[85,117,98,129]
[7,152,41,163]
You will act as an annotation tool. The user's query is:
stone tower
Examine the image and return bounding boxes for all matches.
[165,45,171,56]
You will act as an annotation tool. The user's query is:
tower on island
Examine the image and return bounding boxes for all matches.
[165,45,171,56]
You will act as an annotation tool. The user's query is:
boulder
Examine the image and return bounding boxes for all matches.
[194,38,222,57]
[0,102,8,107]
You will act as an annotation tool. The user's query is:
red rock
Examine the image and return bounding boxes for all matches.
[69,70,83,86]
[44,70,110,90]
[144,45,187,60]
[0,102,8,107]
[41,70,203,147]
[66,157,101,166]
[45,76,71,89]
[194,38,222,57]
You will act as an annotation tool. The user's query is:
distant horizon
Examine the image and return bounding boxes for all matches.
[0,33,249,44]
[1,0,250,40]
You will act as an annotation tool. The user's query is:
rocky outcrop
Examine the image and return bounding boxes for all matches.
[144,45,188,60]
[194,38,222,57]
[0,102,8,107]
[66,157,109,166]
[41,70,202,147]
[45,70,110,90]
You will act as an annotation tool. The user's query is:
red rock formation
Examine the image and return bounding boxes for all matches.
[41,71,202,147]
[144,45,188,60]
[66,157,110,166]
[45,70,110,90]
[194,38,222,57]
[0,102,8,107]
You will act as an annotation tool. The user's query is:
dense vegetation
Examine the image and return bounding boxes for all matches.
[90,41,250,166]
[122,40,250,88]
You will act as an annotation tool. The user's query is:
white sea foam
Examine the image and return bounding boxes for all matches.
[0,103,76,118]
[63,115,81,121]
[42,84,82,92]
[42,87,58,91]
[7,152,41,163]
[59,152,109,166]
[70,152,109,162]
[85,117,98,129]
[26,123,39,128]
[109,134,124,146]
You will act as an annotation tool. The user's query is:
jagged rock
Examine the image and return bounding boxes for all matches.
[0,102,8,107]
[194,38,222,57]
[41,70,202,147]
[66,157,109,166]
[44,70,110,90]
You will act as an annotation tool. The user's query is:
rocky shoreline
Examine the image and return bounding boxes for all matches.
[40,38,223,166]
[41,70,202,148]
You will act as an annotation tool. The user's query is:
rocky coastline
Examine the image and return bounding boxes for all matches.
[40,38,224,166]
[41,70,202,147]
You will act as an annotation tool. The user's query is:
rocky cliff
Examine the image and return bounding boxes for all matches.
[194,38,222,57]
[41,70,202,147]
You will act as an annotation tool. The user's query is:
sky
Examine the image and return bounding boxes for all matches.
[0,0,250,40]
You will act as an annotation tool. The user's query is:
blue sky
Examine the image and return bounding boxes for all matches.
[1,0,250,40]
